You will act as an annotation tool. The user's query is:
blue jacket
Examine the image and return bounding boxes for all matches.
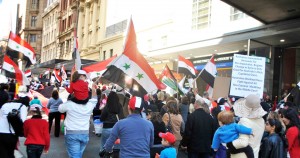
[160,147,176,158]
[104,114,154,158]
[212,122,252,149]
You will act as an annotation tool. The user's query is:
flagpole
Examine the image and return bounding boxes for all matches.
[176,59,179,99]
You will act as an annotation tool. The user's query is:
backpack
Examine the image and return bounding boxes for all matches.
[7,104,24,137]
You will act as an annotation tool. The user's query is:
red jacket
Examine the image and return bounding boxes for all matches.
[286,126,300,158]
[66,80,89,100]
[24,116,50,151]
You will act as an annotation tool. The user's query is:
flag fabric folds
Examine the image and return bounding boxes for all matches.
[72,37,81,70]
[7,32,36,66]
[102,18,166,97]
[25,69,31,78]
[178,55,198,78]
[158,65,184,95]
[83,54,117,79]
[60,65,67,81]
[198,55,217,88]
[52,69,62,83]
[2,55,30,85]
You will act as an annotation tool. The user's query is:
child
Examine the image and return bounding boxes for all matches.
[24,106,50,158]
[155,132,176,158]
[66,70,89,104]
[212,111,254,158]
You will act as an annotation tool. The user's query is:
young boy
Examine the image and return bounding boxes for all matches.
[212,111,254,158]
[155,132,176,158]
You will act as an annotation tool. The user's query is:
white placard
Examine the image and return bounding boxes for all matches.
[230,54,265,98]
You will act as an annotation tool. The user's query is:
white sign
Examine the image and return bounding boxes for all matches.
[230,54,265,98]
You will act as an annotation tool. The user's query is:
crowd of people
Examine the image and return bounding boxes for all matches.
[0,70,300,158]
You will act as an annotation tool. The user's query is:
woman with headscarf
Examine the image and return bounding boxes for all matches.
[281,108,300,158]
[227,94,267,158]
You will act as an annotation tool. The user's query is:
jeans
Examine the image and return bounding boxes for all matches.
[65,134,89,158]
[100,128,120,151]
[26,144,44,158]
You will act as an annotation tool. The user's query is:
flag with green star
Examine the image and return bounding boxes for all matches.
[158,65,184,95]
[102,18,166,97]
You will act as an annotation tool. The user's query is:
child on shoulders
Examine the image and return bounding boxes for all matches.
[65,70,89,104]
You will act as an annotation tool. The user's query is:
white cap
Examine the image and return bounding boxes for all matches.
[77,70,87,75]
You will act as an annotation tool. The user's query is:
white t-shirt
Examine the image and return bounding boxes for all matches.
[0,102,28,134]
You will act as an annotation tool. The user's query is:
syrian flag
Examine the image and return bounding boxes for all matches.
[25,69,31,77]
[197,54,217,88]
[178,55,198,78]
[7,31,36,67]
[178,75,189,94]
[2,55,30,85]
[158,65,184,95]
[102,18,166,97]
[72,37,81,70]
[52,69,62,83]
[60,65,67,81]
[83,54,117,79]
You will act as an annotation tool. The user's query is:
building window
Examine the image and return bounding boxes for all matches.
[230,7,247,21]
[161,36,167,47]
[30,34,37,43]
[103,50,106,60]
[31,16,37,27]
[192,0,211,30]
[31,0,38,9]
[110,49,113,57]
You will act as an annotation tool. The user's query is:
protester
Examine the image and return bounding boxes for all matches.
[156,91,165,112]
[281,108,300,158]
[47,90,63,137]
[162,100,184,152]
[0,88,27,157]
[101,96,154,158]
[212,111,254,158]
[14,86,31,107]
[259,119,287,158]
[155,132,177,158]
[29,94,42,108]
[8,79,16,100]
[58,81,98,158]
[24,107,50,158]
[65,70,89,104]
[150,112,167,158]
[229,94,266,158]
[179,96,189,124]
[99,91,124,151]
[182,99,216,158]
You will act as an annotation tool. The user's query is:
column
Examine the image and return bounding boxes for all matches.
[97,0,106,44]
[83,2,90,50]
[90,0,98,47]
[77,5,84,50]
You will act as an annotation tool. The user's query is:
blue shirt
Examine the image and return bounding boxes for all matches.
[47,98,63,113]
[160,147,176,158]
[104,114,154,158]
[212,122,252,149]
[29,98,42,106]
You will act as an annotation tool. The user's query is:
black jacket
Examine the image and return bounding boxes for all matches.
[259,133,287,158]
[151,120,166,144]
[182,108,217,153]
[100,103,124,128]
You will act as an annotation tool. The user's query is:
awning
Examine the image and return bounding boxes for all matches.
[221,0,300,24]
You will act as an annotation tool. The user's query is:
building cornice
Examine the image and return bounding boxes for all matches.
[42,1,59,18]
[97,34,123,46]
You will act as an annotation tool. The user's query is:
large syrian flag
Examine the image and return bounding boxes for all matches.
[2,55,30,85]
[83,54,117,79]
[102,18,166,97]
[25,69,31,78]
[178,55,198,78]
[60,65,67,81]
[7,31,36,67]
[198,55,217,88]
[159,65,184,95]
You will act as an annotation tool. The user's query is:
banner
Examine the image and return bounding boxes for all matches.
[230,54,265,98]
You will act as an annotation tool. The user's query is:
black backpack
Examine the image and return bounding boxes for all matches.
[7,104,24,137]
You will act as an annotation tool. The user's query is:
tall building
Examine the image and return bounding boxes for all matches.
[17,0,47,64]
[41,0,60,63]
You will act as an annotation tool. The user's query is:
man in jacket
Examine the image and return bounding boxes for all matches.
[182,98,217,158]
[102,96,154,158]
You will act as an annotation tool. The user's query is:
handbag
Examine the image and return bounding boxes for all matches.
[166,112,173,133]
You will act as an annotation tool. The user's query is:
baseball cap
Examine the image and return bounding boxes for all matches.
[128,96,143,110]
[77,70,87,75]
[159,132,176,144]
